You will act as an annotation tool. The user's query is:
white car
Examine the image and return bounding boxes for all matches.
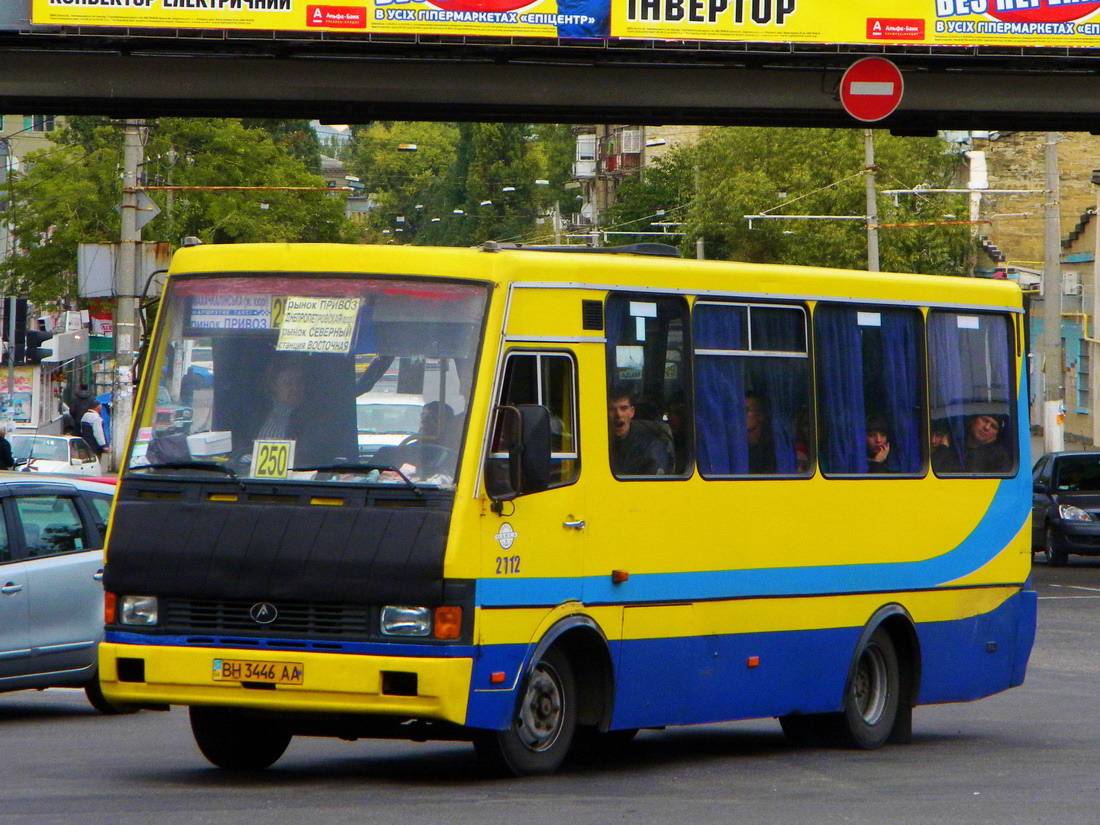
[10,435,103,476]
[356,393,424,459]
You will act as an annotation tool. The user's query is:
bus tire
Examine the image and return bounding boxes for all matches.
[829,627,900,750]
[474,646,577,776]
[189,706,292,770]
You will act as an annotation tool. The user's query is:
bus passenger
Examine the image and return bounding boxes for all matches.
[745,392,776,474]
[930,423,962,473]
[608,388,673,476]
[865,416,897,473]
[963,414,1010,473]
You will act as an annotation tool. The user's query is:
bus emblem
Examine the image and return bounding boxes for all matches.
[250,603,279,624]
[494,523,518,550]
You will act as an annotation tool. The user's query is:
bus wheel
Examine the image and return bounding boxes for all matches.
[189,706,292,770]
[831,627,900,750]
[474,647,577,776]
[84,673,138,715]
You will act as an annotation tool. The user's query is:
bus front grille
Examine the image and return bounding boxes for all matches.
[162,598,372,638]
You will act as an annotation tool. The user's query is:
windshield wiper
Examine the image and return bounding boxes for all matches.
[136,461,244,487]
[292,462,421,493]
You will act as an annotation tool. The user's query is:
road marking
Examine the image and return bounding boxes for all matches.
[1038,595,1100,600]
[1063,584,1100,593]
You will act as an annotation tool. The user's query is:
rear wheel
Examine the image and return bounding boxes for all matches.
[829,627,900,750]
[1045,526,1069,567]
[189,706,292,770]
[474,646,577,776]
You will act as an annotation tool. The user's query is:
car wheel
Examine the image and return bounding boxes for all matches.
[823,628,900,750]
[474,646,577,776]
[1045,525,1070,567]
[189,706,292,770]
[84,674,139,715]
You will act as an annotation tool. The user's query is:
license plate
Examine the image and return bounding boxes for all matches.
[212,658,304,685]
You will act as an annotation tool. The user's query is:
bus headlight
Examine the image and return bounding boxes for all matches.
[380,605,431,636]
[1058,504,1093,522]
[119,595,159,626]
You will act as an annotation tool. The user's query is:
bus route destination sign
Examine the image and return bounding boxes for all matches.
[30,0,1100,49]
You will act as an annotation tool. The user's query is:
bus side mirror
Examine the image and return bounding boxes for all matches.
[486,404,552,502]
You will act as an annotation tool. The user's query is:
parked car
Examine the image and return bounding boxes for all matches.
[356,393,424,459]
[0,475,126,712]
[11,434,103,476]
[1032,451,1100,565]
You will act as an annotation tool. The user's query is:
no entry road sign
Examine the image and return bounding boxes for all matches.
[840,58,904,123]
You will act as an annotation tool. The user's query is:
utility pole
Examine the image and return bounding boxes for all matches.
[864,129,880,273]
[111,119,143,471]
[1091,169,1100,449]
[1042,132,1064,453]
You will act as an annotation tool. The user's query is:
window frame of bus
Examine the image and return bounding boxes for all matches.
[604,293,692,481]
[484,350,581,501]
[693,300,813,479]
[813,302,927,479]
[927,309,1018,479]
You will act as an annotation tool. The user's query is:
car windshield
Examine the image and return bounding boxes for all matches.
[357,401,422,435]
[127,274,489,489]
[1053,455,1100,492]
[11,436,69,462]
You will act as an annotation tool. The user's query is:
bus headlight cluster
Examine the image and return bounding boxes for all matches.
[119,595,159,626]
[380,605,462,639]
[1058,504,1093,522]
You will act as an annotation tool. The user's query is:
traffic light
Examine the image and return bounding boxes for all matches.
[24,325,53,362]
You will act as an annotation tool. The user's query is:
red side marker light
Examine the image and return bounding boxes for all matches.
[490,672,506,685]
[611,570,629,584]
[747,656,760,668]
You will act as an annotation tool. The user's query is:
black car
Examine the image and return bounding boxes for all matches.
[1032,451,1100,565]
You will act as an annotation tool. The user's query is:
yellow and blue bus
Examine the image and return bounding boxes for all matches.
[98,242,1035,775]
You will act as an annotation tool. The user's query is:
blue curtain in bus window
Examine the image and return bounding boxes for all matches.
[928,312,972,466]
[987,315,1013,448]
[880,311,922,473]
[694,305,748,475]
[353,304,377,355]
[816,307,866,473]
[750,309,804,474]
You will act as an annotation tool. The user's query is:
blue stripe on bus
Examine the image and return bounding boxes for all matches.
[477,473,1028,608]
[463,589,1037,730]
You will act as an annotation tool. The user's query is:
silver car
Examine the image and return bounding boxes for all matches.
[0,475,122,712]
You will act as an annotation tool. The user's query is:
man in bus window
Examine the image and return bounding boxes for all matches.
[963,414,1011,473]
[608,388,673,476]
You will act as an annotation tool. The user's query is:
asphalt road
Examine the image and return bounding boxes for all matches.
[1,557,1097,825]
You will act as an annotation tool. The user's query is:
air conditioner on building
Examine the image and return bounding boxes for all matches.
[1064,271,1081,296]
[620,130,643,155]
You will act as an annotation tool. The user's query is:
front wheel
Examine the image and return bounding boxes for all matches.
[189,706,292,770]
[830,627,900,750]
[474,646,577,776]
[84,674,139,715]
[1045,525,1069,567]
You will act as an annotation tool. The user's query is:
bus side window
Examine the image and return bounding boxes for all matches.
[485,351,580,498]
[928,311,1016,476]
[693,302,811,478]
[815,304,925,476]
[605,294,692,479]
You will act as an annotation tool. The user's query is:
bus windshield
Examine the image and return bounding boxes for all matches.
[127,274,489,488]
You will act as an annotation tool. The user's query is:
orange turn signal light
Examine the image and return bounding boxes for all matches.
[433,606,462,640]
[104,592,117,625]
[611,570,629,584]
[490,671,507,685]
[747,656,760,668]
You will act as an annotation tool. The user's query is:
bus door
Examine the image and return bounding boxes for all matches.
[482,350,585,609]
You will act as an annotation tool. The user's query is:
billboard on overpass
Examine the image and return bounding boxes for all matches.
[31,0,1100,47]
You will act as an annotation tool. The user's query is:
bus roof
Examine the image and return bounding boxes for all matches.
[168,243,1023,311]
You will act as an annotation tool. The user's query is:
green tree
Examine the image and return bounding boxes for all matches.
[347,121,459,244]
[242,119,323,172]
[1,117,355,305]
[683,127,970,275]
[604,146,696,247]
